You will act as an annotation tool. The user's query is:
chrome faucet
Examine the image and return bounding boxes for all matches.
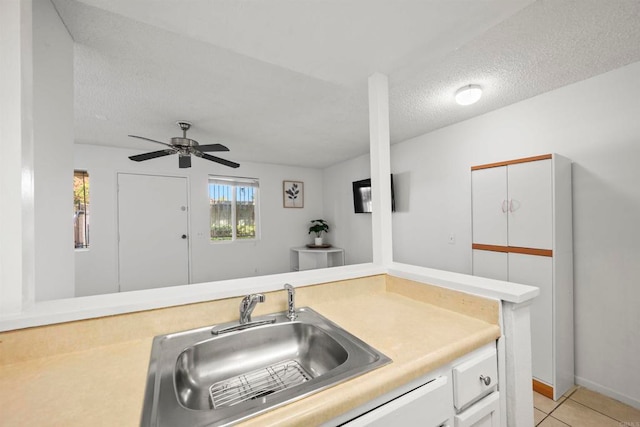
[239,293,265,324]
[284,284,297,320]
[211,293,274,335]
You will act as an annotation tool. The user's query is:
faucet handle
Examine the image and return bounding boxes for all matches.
[241,293,265,303]
[239,293,266,324]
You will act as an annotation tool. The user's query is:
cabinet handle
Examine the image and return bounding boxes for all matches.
[501,200,508,213]
[479,375,491,386]
[509,199,514,213]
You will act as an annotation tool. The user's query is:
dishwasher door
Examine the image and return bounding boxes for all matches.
[342,376,453,427]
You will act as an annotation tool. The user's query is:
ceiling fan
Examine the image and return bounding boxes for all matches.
[128,121,240,169]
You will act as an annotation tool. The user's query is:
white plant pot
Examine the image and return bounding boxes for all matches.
[314,237,323,246]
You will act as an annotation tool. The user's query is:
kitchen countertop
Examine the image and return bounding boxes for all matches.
[0,275,500,426]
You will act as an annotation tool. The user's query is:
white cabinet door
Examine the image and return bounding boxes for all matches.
[472,166,508,246]
[509,253,554,384]
[454,392,500,427]
[507,159,553,249]
[472,250,508,281]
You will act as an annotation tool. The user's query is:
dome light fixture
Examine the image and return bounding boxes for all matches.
[455,84,482,106]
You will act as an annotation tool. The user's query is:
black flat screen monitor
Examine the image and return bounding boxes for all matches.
[352,175,395,213]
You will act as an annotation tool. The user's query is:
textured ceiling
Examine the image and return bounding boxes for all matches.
[51,0,640,168]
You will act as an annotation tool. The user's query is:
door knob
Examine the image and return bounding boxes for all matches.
[181,234,187,239]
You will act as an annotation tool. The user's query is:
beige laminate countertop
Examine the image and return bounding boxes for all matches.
[0,275,500,427]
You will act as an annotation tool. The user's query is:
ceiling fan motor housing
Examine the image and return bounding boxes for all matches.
[171,137,198,147]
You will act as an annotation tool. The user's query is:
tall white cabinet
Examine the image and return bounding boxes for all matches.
[471,154,573,401]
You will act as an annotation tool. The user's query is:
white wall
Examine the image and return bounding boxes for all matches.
[74,144,324,297]
[0,0,34,314]
[322,154,373,265]
[391,61,640,407]
[33,0,75,301]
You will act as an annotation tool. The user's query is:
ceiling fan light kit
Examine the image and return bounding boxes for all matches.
[128,121,240,169]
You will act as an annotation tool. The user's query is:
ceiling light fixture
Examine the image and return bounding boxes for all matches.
[455,84,482,106]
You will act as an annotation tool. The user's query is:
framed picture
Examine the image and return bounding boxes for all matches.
[283,180,304,208]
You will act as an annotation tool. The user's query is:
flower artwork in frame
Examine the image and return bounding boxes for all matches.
[283,180,304,208]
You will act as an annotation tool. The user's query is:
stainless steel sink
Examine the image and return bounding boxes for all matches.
[141,307,391,426]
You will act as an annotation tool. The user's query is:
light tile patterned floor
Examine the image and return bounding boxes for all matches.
[534,386,640,426]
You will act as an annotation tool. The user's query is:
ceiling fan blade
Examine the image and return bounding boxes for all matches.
[195,143,230,152]
[198,152,240,168]
[129,149,175,162]
[179,154,192,168]
[128,135,174,148]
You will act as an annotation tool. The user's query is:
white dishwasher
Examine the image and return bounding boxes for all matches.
[342,376,453,427]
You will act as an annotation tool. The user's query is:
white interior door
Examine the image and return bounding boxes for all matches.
[118,173,189,292]
[472,166,508,246]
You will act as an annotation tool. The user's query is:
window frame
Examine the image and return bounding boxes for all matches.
[208,175,260,243]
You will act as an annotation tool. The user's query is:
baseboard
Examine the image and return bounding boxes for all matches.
[575,375,640,410]
[533,379,554,400]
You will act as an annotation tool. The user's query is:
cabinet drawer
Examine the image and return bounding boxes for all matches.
[453,347,498,411]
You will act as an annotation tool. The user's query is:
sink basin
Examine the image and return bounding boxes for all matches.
[141,307,391,426]
[175,322,349,410]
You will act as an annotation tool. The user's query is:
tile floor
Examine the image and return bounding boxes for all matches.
[534,386,640,426]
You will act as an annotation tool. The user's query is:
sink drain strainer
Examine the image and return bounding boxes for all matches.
[209,360,312,409]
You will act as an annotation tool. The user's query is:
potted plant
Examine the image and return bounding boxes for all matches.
[308,219,329,246]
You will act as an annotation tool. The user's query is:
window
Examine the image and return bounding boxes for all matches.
[209,176,259,241]
[74,170,90,248]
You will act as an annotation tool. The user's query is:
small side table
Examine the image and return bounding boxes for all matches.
[290,246,345,271]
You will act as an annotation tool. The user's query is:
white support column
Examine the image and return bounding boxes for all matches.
[0,0,35,315]
[368,73,393,266]
[502,300,535,427]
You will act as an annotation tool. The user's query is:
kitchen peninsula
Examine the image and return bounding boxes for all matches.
[0,264,538,426]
